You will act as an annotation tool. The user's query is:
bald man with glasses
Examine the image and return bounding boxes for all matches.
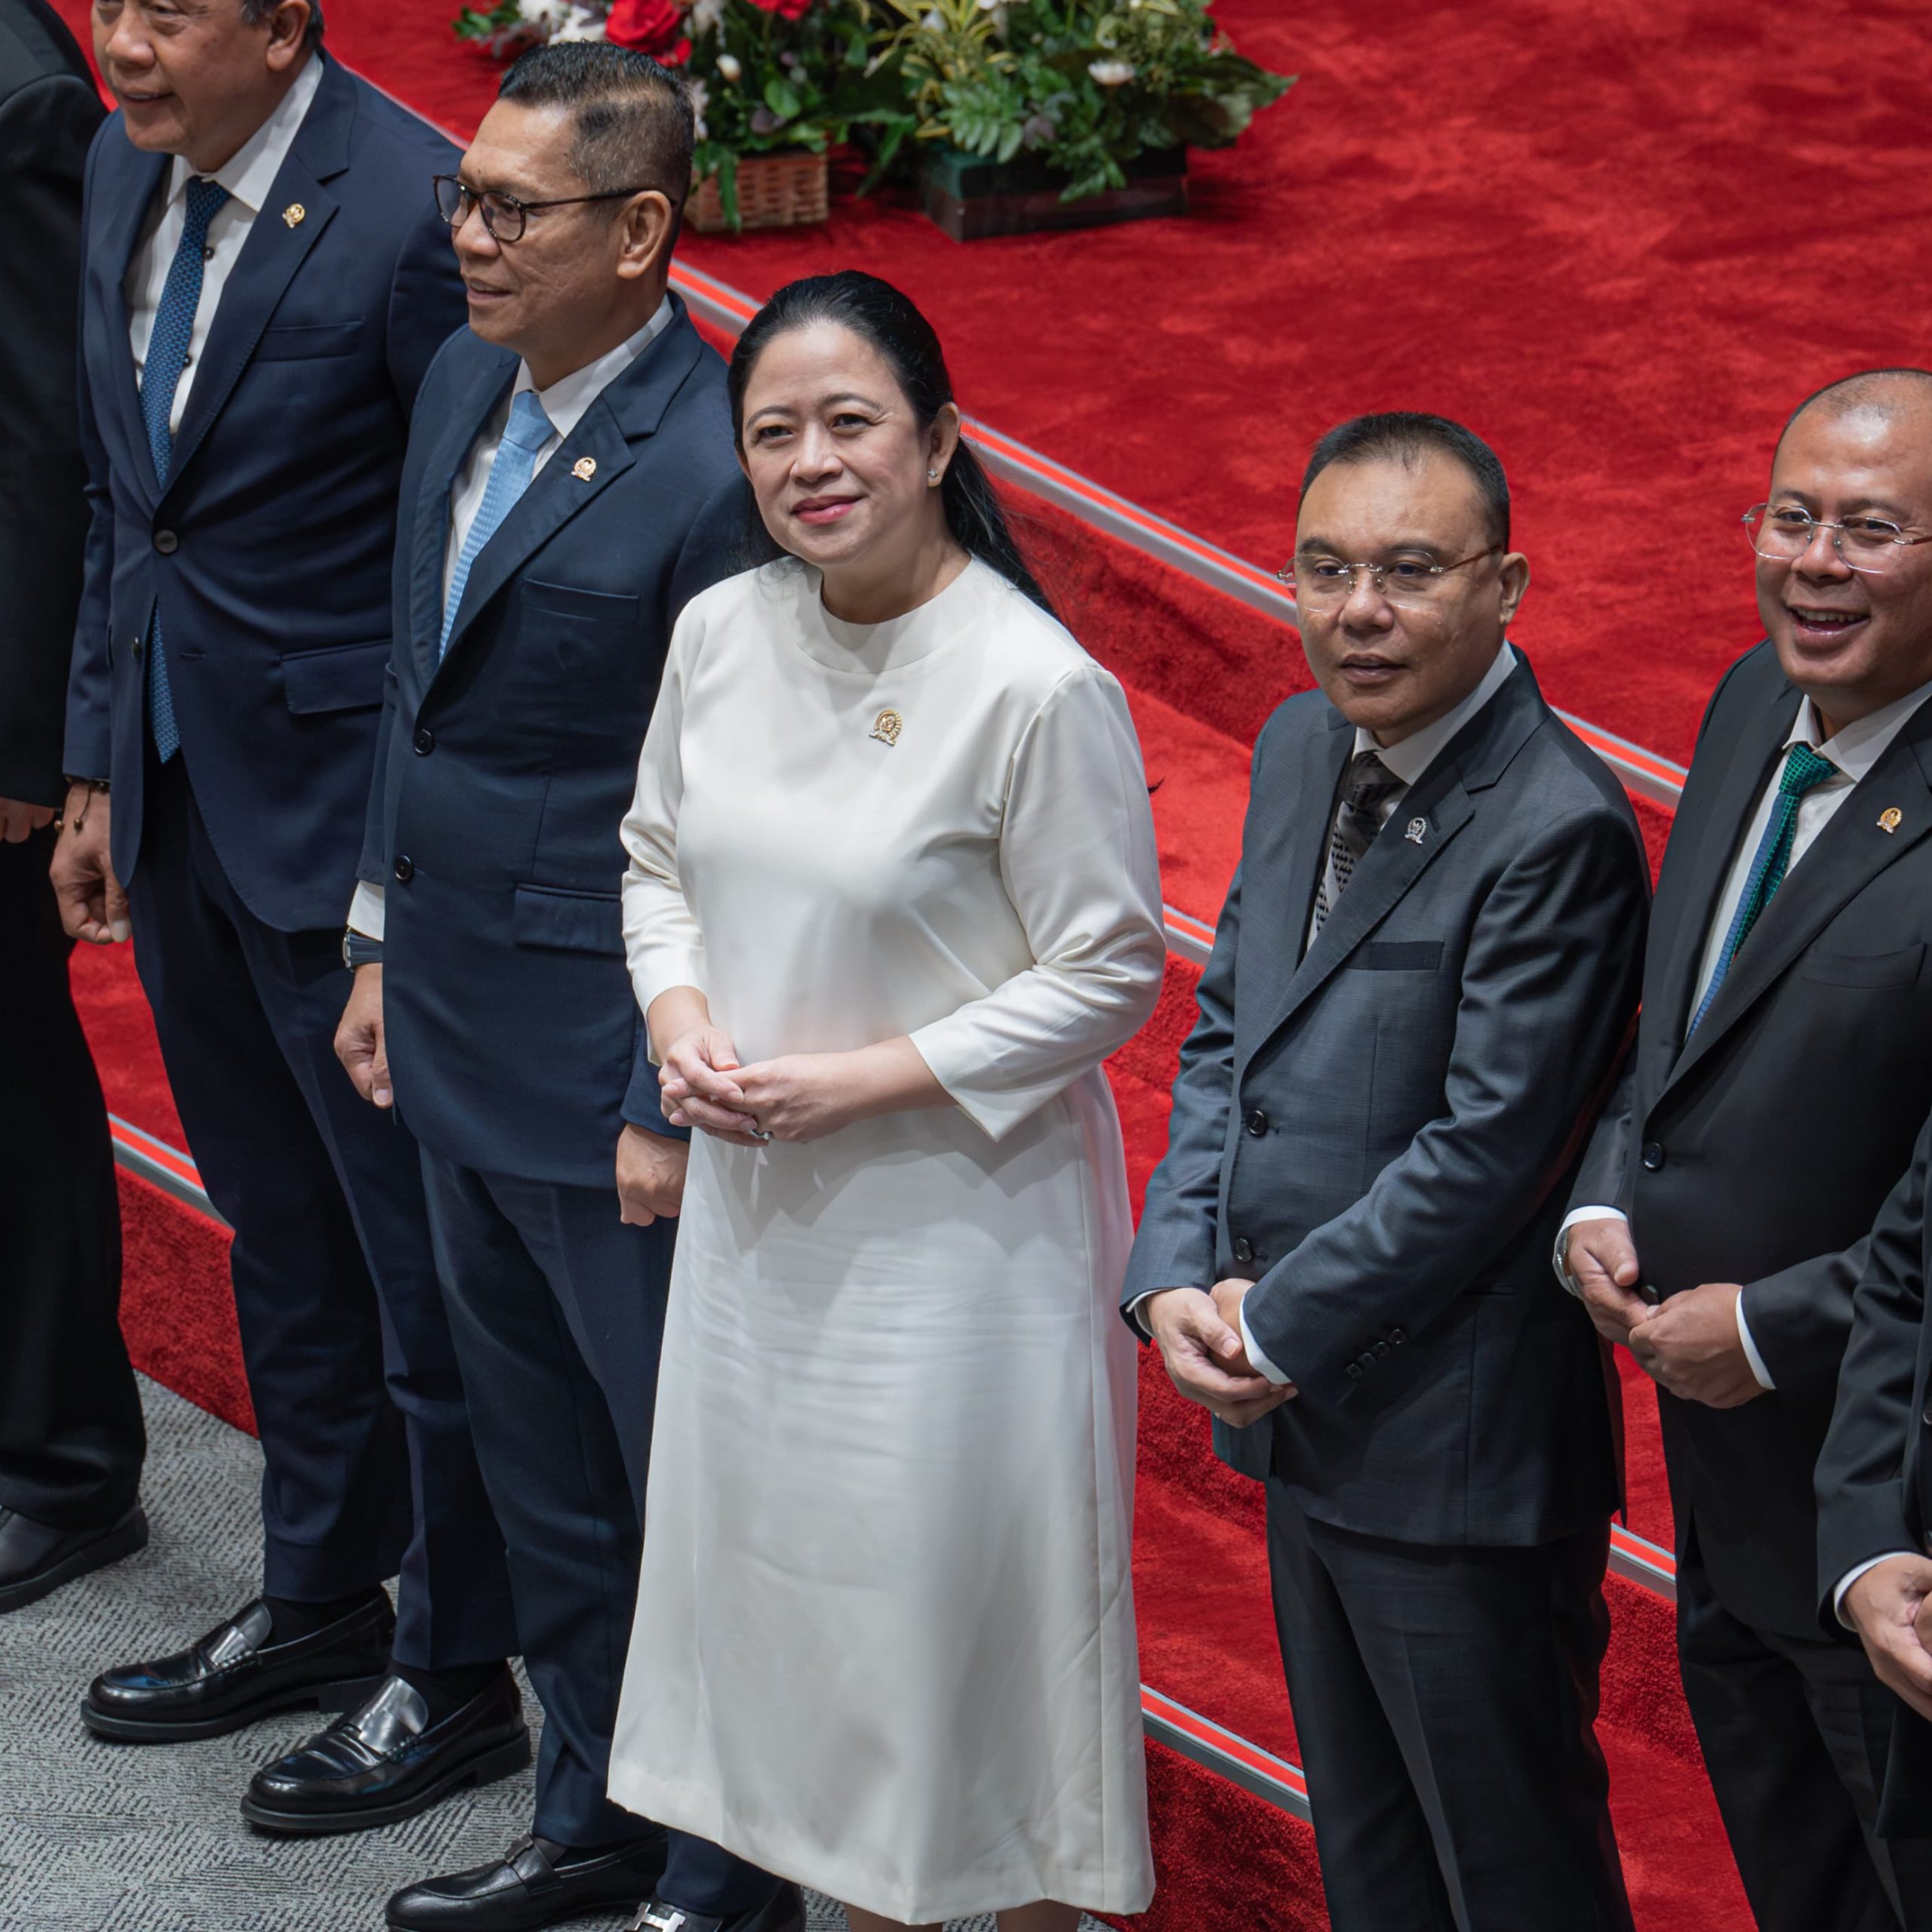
[1564,368,1932,1931]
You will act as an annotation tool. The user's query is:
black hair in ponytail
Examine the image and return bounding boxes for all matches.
[727,270,1055,618]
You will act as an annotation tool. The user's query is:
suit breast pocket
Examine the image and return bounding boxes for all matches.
[254,321,362,361]
[1348,940,1445,972]
[502,580,652,736]
[1799,943,1925,989]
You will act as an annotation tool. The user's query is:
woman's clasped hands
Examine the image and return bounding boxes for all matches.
[660,1027,864,1146]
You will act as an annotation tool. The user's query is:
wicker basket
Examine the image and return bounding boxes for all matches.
[688,150,829,234]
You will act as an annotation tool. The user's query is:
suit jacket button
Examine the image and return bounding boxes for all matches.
[392,856,414,883]
[153,528,178,554]
[1389,1327,1407,1345]
[1346,1361,1365,1381]
[413,728,434,756]
[1922,1403,1932,1428]
[1372,1339,1390,1358]
[1232,1236,1255,1266]
[131,637,144,660]
[1244,1107,1270,1137]
[1641,1142,1666,1171]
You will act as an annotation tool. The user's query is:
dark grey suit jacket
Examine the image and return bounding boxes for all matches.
[1574,640,1932,1638]
[1124,653,1647,1548]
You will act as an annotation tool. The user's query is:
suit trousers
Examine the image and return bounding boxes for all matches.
[0,828,143,1529]
[1265,1483,1633,1932]
[127,752,513,1666]
[419,1152,774,1913]
[1676,1539,1932,1932]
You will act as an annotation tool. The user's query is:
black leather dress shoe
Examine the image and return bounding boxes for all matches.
[629,1882,805,1932]
[386,1831,671,1931]
[0,1504,147,1614]
[242,1667,530,1835]
[82,1593,392,1742]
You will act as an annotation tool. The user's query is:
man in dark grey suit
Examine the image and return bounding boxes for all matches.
[1565,368,1932,1930]
[1125,413,1647,1932]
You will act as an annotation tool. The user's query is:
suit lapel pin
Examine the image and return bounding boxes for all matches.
[281,203,306,229]
[571,457,597,481]
[1879,807,1903,834]
[1404,817,1428,844]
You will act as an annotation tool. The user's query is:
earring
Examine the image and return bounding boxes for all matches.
[928,468,940,483]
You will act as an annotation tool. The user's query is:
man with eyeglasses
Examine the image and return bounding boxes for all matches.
[1127,411,1647,1930]
[1563,367,1932,1930]
[332,43,794,1932]
[49,0,524,1836]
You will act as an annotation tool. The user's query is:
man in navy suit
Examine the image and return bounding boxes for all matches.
[49,0,521,1830]
[331,45,796,1932]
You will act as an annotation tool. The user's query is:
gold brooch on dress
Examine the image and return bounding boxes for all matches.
[869,709,903,747]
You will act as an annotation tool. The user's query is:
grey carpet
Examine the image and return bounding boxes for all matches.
[0,1380,1112,1932]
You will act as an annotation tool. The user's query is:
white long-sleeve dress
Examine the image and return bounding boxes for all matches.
[607,556,1164,1923]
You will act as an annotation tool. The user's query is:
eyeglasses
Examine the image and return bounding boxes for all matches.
[1743,503,1932,575]
[432,174,653,244]
[1278,544,1499,607]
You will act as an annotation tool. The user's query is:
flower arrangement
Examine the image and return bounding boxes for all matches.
[453,0,1291,223]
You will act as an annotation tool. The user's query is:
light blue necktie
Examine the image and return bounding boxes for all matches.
[1687,741,1841,1034]
[440,391,554,658]
[142,174,230,761]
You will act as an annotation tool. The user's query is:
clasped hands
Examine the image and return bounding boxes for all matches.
[1564,1217,1764,1409]
[1143,1279,1297,1429]
[1843,1557,1932,1724]
[658,1022,871,1147]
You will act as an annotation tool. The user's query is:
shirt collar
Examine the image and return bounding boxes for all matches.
[1786,676,1932,784]
[168,52,323,216]
[1353,641,1519,787]
[511,297,676,444]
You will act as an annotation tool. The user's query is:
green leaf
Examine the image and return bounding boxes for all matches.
[764,75,802,121]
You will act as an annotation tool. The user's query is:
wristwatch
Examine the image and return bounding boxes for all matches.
[342,928,384,971]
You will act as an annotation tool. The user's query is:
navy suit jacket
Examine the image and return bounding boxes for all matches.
[1123,657,1647,1547]
[64,55,463,931]
[360,307,752,1186]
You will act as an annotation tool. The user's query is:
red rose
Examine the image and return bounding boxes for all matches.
[605,0,692,60]
[744,0,814,19]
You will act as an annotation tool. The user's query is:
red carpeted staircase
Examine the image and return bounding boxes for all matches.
[53,0,1922,1919]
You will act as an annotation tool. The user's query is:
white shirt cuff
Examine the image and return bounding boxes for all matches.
[348,880,386,942]
[1238,1303,1293,1386]
[1834,1552,1921,1628]
[1734,1292,1776,1391]
[1554,1205,1626,1296]
[1124,1289,1161,1340]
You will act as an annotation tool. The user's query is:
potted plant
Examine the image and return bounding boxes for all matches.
[454,0,867,231]
[863,0,1294,241]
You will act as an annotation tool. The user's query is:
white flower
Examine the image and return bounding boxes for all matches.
[517,0,569,26]
[1088,58,1136,85]
[690,0,726,33]
[715,51,743,81]
[685,76,709,140]
[550,3,608,41]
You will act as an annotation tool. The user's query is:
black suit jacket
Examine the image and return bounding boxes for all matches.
[1573,641,1932,1637]
[360,308,753,1186]
[65,55,464,929]
[0,0,100,805]
[1124,654,1647,1547]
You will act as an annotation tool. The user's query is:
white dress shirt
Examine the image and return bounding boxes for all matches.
[347,299,675,943]
[1557,678,1932,1395]
[125,54,322,435]
[1124,641,1521,1378]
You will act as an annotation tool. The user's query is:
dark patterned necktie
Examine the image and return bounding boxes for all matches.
[1687,741,1841,1033]
[1315,749,1404,931]
[142,174,230,761]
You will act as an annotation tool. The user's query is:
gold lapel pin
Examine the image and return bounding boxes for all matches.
[869,708,903,747]
[1404,817,1427,844]
[281,202,306,229]
[1879,807,1904,834]
[571,457,597,481]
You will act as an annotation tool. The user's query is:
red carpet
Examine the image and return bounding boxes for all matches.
[47,0,1875,1918]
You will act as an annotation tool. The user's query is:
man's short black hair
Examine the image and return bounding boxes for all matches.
[498,43,693,215]
[240,0,324,47]
[1779,368,1932,451]
[1301,411,1511,552]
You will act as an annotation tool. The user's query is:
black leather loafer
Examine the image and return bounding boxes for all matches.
[241,1668,530,1835]
[0,1504,148,1614]
[386,1830,671,1931]
[82,1593,392,1742]
[630,1882,805,1932]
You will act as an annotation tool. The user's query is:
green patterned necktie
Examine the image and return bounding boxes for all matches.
[1688,741,1841,1033]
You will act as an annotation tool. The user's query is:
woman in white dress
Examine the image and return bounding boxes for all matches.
[607,272,1163,1932]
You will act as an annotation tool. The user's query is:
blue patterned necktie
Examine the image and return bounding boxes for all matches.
[439,391,555,658]
[1315,750,1404,931]
[1687,741,1841,1033]
[142,174,230,761]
